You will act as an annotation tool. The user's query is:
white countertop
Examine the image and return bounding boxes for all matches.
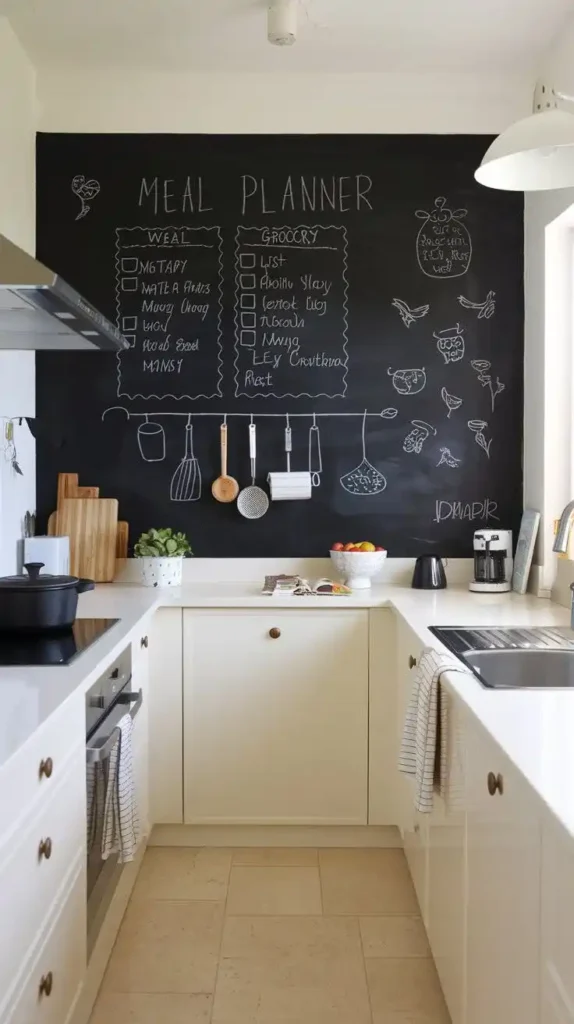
[2,581,574,840]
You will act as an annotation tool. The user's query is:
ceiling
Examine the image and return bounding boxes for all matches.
[7,0,574,74]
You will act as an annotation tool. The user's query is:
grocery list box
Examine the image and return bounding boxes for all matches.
[121,257,139,273]
[123,335,136,348]
[240,294,256,309]
[240,274,256,290]
[241,312,256,329]
[239,253,256,269]
[121,277,138,292]
[240,330,256,348]
[122,315,138,331]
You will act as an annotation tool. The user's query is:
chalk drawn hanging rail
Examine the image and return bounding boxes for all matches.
[102,406,399,422]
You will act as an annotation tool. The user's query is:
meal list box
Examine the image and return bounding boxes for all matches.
[115,226,223,400]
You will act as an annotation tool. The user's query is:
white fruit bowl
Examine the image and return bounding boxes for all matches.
[329,550,387,590]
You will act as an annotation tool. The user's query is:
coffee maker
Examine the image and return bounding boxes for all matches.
[469,529,513,593]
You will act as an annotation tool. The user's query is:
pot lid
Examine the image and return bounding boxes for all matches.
[0,562,82,591]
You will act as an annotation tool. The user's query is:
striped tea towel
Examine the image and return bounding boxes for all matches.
[102,713,140,863]
[399,647,467,813]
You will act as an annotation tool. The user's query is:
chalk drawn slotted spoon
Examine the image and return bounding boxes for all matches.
[237,422,269,520]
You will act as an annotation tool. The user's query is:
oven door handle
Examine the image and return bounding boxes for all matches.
[86,689,143,764]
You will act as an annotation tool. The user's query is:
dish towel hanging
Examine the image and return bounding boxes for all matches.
[399,646,468,813]
[102,713,140,863]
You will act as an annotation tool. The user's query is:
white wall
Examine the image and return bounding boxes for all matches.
[36,69,531,134]
[0,18,37,574]
[522,19,574,600]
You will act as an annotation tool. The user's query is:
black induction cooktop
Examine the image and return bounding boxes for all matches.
[0,618,120,666]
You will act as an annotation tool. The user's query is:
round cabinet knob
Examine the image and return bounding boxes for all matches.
[487,771,504,796]
[269,628,281,639]
[38,837,52,861]
[39,972,53,997]
[141,635,149,649]
[39,757,53,779]
[408,655,417,669]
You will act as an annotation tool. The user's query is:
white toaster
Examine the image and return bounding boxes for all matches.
[22,536,70,576]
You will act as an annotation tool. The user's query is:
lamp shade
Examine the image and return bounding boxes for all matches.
[475,108,574,191]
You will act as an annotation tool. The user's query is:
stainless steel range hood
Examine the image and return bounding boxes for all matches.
[0,234,129,352]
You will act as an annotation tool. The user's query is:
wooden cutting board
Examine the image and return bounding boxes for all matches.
[58,498,118,582]
[57,473,79,510]
[116,521,129,559]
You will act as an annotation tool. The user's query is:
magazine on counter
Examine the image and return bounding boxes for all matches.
[262,575,351,597]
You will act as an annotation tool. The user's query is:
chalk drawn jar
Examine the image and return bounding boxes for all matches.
[138,556,183,588]
[415,197,472,278]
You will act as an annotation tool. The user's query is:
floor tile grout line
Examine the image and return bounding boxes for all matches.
[209,850,233,1024]
[358,915,376,1024]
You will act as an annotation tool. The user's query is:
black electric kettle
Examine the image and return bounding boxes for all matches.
[411,554,447,590]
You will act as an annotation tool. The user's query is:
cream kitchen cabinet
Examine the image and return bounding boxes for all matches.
[427,687,467,1024]
[540,816,574,1024]
[395,616,429,919]
[183,609,369,825]
[131,626,151,841]
[465,716,541,1024]
[148,608,183,824]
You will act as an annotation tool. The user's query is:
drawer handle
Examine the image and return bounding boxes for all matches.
[487,771,504,796]
[38,972,53,998]
[38,837,52,861]
[408,655,417,669]
[141,635,149,649]
[39,757,53,780]
[269,628,281,639]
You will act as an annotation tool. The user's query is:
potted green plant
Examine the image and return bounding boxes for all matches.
[134,528,192,587]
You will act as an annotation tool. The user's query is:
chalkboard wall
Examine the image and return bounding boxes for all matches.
[35,134,524,557]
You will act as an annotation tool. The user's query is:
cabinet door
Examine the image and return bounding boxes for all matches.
[183,610,368,825]
[466,719,541,1024]
[540,818,574,1024]
[148,609,183,824]
[427,689,467,1024]
[131,626,150,840]
[395,617,428,918]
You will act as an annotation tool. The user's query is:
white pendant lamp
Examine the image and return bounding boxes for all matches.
[475,83,574,191]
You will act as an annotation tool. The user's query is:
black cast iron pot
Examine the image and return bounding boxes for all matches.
[0,562,95,632]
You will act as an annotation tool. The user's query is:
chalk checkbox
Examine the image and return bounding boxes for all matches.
[239,252,256,269]
[240,330,256,348]
[240,274,256,290]
[121,277,139,292]
[122,316,138,331]
[121,257,139,273]
[241,312,256,329]
[123,335,137,348]
[240,294,256,310]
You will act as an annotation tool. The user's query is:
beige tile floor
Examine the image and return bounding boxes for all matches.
[90,847,450,1024]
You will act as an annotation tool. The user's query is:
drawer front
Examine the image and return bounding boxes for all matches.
[0,748,85,999]
[6,858,86,1024]
[0,691,84,842]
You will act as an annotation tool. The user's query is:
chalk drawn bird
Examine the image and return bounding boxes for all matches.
[391,298,430,328]
[71,175,100,221]
[458,290,496,319]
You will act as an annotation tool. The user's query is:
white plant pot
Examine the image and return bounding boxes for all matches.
[138,556,184,588]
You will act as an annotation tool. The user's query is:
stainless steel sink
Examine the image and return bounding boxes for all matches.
[430,626,574,689]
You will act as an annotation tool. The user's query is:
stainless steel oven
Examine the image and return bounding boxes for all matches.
[85,645,142,957]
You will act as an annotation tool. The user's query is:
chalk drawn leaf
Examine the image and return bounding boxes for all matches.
[380,408,398,419]
[437,446,461,468]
